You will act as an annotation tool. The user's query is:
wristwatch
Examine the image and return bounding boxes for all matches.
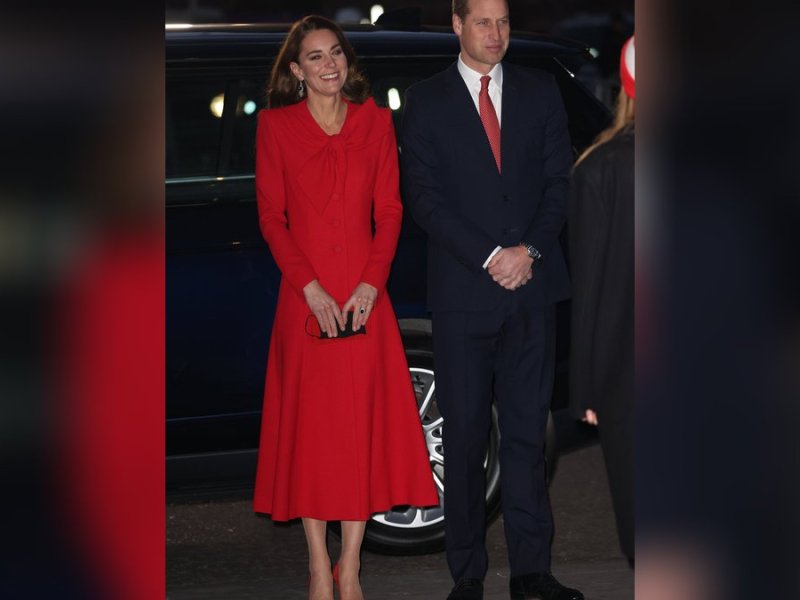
[519,242,542,263]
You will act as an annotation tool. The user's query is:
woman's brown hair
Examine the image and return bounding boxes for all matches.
[266,15,369,108]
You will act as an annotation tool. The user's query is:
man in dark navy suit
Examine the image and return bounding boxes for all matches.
[401,1,583,599]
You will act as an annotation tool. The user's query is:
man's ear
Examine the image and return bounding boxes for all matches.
[452,14,462,36]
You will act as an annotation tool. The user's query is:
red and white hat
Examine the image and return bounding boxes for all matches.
[620,35,635,99]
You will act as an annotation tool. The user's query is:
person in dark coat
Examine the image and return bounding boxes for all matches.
[568,35,635,564]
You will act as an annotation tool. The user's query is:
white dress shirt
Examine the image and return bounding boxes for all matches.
[456,55,504,268]
[457,55,503,126]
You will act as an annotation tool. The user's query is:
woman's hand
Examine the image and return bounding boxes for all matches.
[582,409,598,426]
[342,282,378,331]
[303,280,345,338]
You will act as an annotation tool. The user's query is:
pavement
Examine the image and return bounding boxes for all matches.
[167,443,632,599]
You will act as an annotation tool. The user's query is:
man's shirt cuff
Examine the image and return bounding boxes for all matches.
[482,246,502,269]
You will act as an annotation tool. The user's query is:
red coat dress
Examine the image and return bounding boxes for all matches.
[252,97,439,521]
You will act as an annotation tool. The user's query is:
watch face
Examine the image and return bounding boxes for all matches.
[521,243,540,261]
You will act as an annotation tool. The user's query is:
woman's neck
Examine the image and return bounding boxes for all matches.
[306,93,347,135]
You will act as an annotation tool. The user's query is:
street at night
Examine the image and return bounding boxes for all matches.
[167,443,632,599]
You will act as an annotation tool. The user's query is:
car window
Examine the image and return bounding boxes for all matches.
[362,58,452,133]
[166,78,226,179]
[505,54,611,156]
[166,51,607,182]
[224,77,268,177]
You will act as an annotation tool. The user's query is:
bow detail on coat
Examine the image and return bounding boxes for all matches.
[294,98,388,215]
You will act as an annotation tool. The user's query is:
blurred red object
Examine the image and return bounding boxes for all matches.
[56,231,164,599]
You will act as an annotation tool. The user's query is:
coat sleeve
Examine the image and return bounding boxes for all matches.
[522,76,573,258]
[255,110,318,297]
[359,114,402,293]
[567,158,608,417]
[401,86,499,272]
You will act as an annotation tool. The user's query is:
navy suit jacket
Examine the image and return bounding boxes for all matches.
[401,61,573,312]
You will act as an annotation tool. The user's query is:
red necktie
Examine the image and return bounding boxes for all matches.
[479,75,501,172]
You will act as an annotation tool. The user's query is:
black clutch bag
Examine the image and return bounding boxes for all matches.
[305,311,366,339]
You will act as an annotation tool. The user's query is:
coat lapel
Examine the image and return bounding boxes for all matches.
[500,64,520,179]
[443,63,501,177]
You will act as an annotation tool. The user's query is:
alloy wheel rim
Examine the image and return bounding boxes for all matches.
[371,367,445,529]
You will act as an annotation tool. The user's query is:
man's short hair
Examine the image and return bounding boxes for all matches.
[452,0,469,21]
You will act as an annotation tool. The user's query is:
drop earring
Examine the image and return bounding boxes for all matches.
[297,79,305,98]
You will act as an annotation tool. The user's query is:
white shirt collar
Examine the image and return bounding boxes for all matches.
[457,55,503,92]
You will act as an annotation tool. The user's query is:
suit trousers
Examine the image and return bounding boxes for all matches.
[433,295,556,582]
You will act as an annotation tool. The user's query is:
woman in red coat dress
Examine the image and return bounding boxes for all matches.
[252,15,439,600]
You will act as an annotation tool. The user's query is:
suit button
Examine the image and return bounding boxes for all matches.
[503,194,510,202]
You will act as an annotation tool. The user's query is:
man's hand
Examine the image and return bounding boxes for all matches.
[486,246,533,290]
[582,409,598,426]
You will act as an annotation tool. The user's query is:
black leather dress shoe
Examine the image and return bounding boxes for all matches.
[447,578,484,600]
[509,572,584,600]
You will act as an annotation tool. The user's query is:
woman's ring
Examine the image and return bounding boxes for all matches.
[359,307,366,314]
